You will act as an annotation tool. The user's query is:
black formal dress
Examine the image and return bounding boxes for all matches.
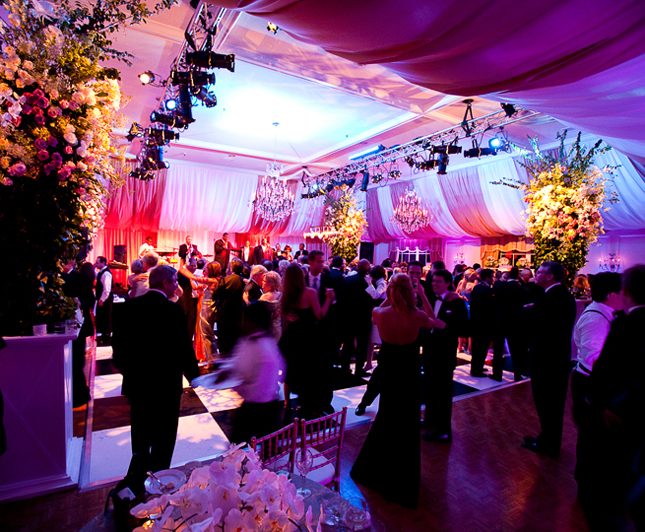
[528,283,576,453]
[112,290,199,483]
[422,293,469,436]
[351,340,421,508]
[213,272,245,355]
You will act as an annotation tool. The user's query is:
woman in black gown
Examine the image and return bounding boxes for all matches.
[278,263,334,417]
[351,273,438,508]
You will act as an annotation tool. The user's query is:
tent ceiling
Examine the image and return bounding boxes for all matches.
[110,1,596,179]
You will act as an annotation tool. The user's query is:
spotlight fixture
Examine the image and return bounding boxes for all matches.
[501,103,517,117]
[170,70,215,87]
[464,146,497,158]
[389,170,401,179]
[360,169,370,192]
[431,144,462,155]
[141,145,169,171]
[146,127,180,146]
[125,122,145,142]
[138,71,155,85]
[165,99,177,111]
[186,51,235,72]
[267,21,279,34]
[436,153,449,175]
[130,167,155,181]
[371,173,383,184]
[177,85,195,124]
[488,129,509,152]
[191,86,217,107]
[150,110,192,128]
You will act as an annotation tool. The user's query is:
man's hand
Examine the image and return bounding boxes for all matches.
[434,319,446,330]
[98,300,104,307]
[444,291,460,302]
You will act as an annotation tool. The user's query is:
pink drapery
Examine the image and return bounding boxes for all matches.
[206,0,645,164]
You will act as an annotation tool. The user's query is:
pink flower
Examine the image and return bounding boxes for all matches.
[37,149,50,161]
[47,107,60,118]
[33,89,45,99]
[68,101,79,111]
[36,96,49,108]
[64,146,73,154]
[34,138,47,150]
[12,116,21,126]
[7,162,26,176]
[47,136,58,147]
[59,100,69,109]
[22,104,33,115]
[57,165,72,180]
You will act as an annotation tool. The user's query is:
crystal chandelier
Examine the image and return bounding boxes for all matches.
[253,122,295,221]
[391,186,430,233]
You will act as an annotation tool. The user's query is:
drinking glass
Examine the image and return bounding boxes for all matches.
[345,497,368,531]
[273,458,291,479]
[294,448,314,498]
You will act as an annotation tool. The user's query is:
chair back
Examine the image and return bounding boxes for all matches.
[250,421,298,474]
[298,407,347,492]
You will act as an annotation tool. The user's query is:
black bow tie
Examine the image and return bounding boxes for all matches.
[436,296,443,302]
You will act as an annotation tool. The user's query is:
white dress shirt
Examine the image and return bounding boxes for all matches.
[573,300,614,374]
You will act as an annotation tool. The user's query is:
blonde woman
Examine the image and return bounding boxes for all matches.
[351,274,439,508]
[259,271,282,340]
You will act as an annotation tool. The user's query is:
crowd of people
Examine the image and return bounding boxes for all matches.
[60,237,644,526]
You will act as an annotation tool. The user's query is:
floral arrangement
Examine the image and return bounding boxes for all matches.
[516,256,529,268]
[484,256,498,268]
[521,131,617,285]
[322,185,367,261]
[0,0,174,335]
[131,444,321,532]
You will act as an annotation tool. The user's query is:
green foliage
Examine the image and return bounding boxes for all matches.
[323,187,367,261]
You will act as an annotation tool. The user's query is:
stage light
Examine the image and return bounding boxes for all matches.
[177,86,195,124]
[150,111,192,128]
[360,169,370,192]
[389,170,401,179]
[267,22,279,34]
[371,173,383,184]
[464,147,497,158]
[436,153,449,175]
[501,103,517,117]
[170,70,215,87]
[139,71,155,85]
[186,52,235,72]
[165,99,177,111]
[404,156,415,167]
[192,86,217,107]
[125,122,145,142]
[489,137,505,150]
[146,127,180,145]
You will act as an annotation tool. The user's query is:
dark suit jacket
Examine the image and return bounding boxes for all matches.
[469,282,497,333]
[338,273,373,329]
[243,279,263,303]
[214,239,230,269]
[494,279,530,331]
[251,245,264,266]
[328,268,344,286]
[529,283,576,368]
[178,243,199,261]
[112,290,199,398]
[214,272,245,324]
[294,249,308,259]
[423,293,469,368]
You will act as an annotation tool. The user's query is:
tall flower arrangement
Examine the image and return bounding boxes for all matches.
[0,0,175,335]
[521,131,617,284]
[322,186,367,261]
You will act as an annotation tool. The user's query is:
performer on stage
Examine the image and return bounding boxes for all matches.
[178,235,201,266]
[138,236,155,258]
[214,232,232,271]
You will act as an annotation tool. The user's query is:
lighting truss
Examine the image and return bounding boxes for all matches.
[301,104,541,194]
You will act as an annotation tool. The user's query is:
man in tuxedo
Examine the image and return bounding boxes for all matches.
[422,269,469,442]
[243,264,267,304]
[582,264,645,530]
[251,240,264,265]
[214,232,231,271]
[112,265,200,485]
[294,243,308,260]
[329,255,345,283]
[338,258,373,377]
[214,258,245,355]
[178,235,200,266]
[522,261,577,457]
[491,266,531,381]
[240,240,252,263]
[262,238,274,261]
[94,256,113,345]
[304,250,341,412]
[469,268,496,377]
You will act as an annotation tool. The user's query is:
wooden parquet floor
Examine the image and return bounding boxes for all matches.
[0,380,590,532]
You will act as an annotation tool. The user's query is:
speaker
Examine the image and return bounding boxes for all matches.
[114,245,127,263]
[359,242,374,263]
